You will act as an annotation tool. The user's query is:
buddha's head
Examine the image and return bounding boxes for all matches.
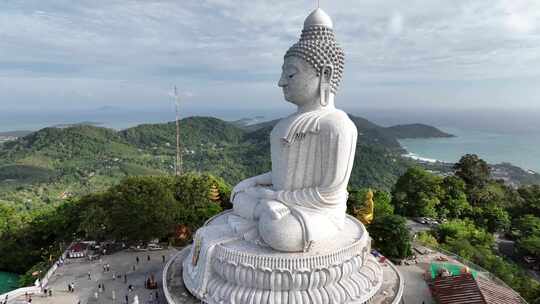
[278,8,345,108]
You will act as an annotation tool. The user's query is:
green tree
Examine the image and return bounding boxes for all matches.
[0,202,24,238]
[439,176,471,219]
[368,214,412,259]
[435,219,494,248]
[78,193,111,240]
[172,173,223,230]
[515,215,540,237]
[517,185,540,217]
[519,235,540,258]
[515,215,540,259]
[454,154,490,190]
[472,204,510,233]
[108,176,176,242]
[391,167,442,217]
[373,190,394,217]
[416,231,439,247]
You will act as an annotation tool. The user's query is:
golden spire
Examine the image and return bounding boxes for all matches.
[208,184,220,202]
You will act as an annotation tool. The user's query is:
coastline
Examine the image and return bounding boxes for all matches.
[400,147,540,188]
[401,152,443,164]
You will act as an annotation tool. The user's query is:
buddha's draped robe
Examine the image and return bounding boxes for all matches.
[270,108,358,247]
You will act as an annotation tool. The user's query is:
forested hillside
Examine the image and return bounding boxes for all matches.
[0,115,456,211]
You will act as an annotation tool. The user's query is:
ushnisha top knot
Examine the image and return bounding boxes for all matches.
[285,8,345,94]
[303,8,334,28]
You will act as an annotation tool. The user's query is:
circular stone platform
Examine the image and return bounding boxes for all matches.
[164,248,404,304]
[172,212,384,304]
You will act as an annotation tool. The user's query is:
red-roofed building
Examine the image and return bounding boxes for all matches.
[428,273,525,304]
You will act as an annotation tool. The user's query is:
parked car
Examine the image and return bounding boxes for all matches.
[413,217,427,224]
[130,244,148,252]
[148,243,164,251]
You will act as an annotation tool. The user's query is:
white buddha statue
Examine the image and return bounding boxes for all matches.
[231,8,356,253]
[181,9,383,304]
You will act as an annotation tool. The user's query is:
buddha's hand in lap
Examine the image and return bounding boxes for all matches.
[245,186,278,200]
[244,187,288,220]
[257,199,290,221]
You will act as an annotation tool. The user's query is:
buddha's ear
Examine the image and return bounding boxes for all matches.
[321,65,334,84]
[320,65,334,106]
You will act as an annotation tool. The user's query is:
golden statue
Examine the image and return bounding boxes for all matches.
[357,189,374,225]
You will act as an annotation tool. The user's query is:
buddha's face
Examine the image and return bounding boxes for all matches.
[278,56,320,107]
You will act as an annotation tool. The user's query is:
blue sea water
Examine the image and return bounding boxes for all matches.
[360,108,540,173]
[0,271,19,294]
[0,107,291,132]
[399,127,540,172]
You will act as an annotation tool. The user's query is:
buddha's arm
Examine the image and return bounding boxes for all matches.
[251,171,273,185]
[276,122,357,207]
[231,171,272,202]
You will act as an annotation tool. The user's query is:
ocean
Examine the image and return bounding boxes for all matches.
[0,271,19,294]
[399,127,540,172]
[1,107,539,172]
[362,108,540,173]
[0,107,292,132]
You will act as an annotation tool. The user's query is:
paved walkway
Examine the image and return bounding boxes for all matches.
[398,262,434,304]
[11,248,178,304]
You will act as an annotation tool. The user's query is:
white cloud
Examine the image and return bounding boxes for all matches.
[388,12,404,35]
[0,0,539,111]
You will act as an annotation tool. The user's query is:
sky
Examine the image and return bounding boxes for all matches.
[1,0,540,114]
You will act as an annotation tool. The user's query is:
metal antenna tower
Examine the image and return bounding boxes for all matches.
[174,86,182,176]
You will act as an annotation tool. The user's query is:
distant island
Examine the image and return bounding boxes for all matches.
[231,116,267,127]
[51,121,103,128]
[0,130,33,146]
[0,130,33,138]
[384,123,455,139]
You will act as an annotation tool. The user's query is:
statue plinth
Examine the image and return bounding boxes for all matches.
[182,212,383,304]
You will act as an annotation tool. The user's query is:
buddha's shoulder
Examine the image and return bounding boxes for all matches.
[319,109,357,133]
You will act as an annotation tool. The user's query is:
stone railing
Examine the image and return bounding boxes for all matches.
[386,260,405,304]
[162,248,186,304]
[0,243,71,303]
[0,286,40,304]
